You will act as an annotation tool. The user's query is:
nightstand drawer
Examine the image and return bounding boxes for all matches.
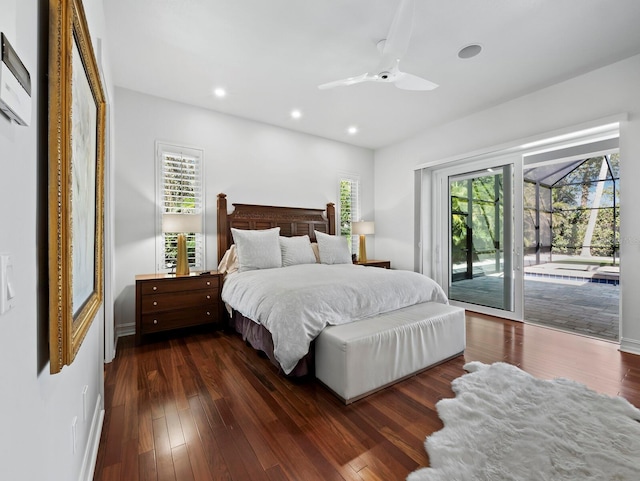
[141,306,218,333]
[140,276,219,295]
[141,290,218,314]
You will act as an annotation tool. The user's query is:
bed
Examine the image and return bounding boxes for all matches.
[216,193,465,393]
[216,192,338,375]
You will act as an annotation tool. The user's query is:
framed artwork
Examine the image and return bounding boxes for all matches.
[48,0,106,373]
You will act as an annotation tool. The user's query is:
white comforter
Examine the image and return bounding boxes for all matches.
[221,263,448,374]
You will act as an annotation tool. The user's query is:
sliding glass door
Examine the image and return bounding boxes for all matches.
[449,166,514,310]
[429,157,523,320]
[422,126,620,325]
[448,166,515,311]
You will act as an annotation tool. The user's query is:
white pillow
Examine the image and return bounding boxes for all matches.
[314,230,352,265]
[279,235,317,267]
[231,227,282,272]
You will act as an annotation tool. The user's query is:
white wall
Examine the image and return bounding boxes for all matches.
[375,54,640,353]
[0,1,114,480]
[113,87,374,332]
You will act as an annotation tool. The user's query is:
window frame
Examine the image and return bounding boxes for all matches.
[155,141,206,272]
[338,174,361,255]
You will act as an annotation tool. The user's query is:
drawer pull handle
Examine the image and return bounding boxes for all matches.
[206,311,211,316]
[206,295,211,299]
[206,281,211,286]
[153,301,158,306]
[153,286,157,291]
[153,319,158,325]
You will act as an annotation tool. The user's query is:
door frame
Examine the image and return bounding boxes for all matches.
[430,154,525,320]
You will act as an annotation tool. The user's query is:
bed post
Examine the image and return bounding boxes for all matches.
[217,193,228,264]
[327,202,336,235]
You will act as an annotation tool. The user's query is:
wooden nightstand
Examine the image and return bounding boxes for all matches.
[355,259,391,269]
[135,271,222,344]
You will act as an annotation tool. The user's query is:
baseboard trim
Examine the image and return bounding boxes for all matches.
[619,337,640,356]
[116,322,135,338]
[78,394,104,481]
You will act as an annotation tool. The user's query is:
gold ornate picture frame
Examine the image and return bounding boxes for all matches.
[48,0,105,373]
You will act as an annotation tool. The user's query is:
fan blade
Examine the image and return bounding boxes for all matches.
[318,73,374,90]
[393,72,438,91]
[379,0,414,69]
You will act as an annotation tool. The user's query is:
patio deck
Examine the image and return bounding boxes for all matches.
[450,273,619,341]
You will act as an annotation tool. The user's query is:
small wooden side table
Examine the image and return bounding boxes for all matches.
[135,271,223,344]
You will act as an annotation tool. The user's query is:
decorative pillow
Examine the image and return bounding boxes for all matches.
[231,227,282,272]
[279,235,317,267]
[217,245,238,275]
[314,230,352,265]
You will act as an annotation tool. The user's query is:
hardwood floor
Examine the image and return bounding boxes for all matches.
[93,313,640,481]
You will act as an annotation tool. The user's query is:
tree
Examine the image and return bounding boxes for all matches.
[550,155,618,260]
[450,174,503,268]
[340,180,352,237]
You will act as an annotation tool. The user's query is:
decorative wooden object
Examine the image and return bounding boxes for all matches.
[217,193,336,263]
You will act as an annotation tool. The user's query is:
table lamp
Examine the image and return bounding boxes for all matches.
[162,213,202,275]
[352,221,375,263]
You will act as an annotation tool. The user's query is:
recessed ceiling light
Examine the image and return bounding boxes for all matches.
[458,44,482,59]
[347,126,358,135]
[291,109,302,119]
[213,87,227,98]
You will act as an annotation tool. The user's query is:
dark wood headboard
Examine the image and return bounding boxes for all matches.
[217,193,336,263]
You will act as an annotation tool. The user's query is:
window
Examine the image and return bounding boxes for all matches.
[156,142,205,271]
[339,176,360,254]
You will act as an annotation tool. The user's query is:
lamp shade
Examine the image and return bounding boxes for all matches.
[352,221,375,235]
[162,213,202,233]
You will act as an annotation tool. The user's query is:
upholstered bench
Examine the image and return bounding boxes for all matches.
[315,302,466,404]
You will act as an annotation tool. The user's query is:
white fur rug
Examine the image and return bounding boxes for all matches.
[408,361,640,481]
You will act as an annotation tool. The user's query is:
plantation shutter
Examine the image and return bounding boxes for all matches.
[157,143,205,271]
[340,177,360,255]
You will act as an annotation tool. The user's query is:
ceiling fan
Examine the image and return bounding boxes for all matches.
[318,0,438,91]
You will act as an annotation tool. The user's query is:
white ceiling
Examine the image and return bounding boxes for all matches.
[104,0,640,150]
